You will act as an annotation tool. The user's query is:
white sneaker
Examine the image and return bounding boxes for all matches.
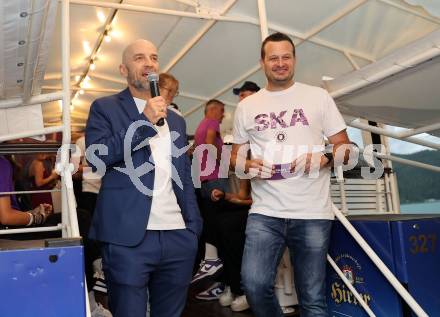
[93,258,108,294]
[91,303,112,317]
[230,295,250,312]
[93,270,108,294]
[218,286,234,306]
[281,306,296,314]
[93,258,103,273]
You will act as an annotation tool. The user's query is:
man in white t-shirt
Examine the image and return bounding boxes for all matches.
[231,32,351,317]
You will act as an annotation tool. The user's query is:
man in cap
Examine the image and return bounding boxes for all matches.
[233,81,260,102]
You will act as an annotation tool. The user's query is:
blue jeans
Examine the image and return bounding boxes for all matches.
[241,213,332,317]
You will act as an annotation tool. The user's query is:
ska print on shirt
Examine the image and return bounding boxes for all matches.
[254,108,309,131]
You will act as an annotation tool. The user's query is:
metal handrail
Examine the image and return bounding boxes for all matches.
[372,151,440,173]
[347,120,440,150]
[0,126,64,143]
[331,204,429,317]
[0,189,60,195]
[0,91,63,109]
[61,169,80,237]
[0,224,64,235]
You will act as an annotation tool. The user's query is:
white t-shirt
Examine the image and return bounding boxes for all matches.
[76,136,101,194]
[232,82,346,220]
[133,97,186,230]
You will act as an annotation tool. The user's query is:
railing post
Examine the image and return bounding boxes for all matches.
[257,0,269,41]
[60,0,72,238]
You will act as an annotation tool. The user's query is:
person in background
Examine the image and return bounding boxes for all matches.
[0,155,53,228]
[74,134,110,301]
[233,80,261,101]
[191,99,226,289]
[159,73,183,116]
[194,82,260,307]
[75,135,101,216]
[26,153,59,208]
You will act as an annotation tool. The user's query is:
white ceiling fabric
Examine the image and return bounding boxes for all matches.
[404,0,440,18]
[0,0,57,100]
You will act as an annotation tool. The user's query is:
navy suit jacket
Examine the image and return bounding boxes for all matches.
[85,88,202,247]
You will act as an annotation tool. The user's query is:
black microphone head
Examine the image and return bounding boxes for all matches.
[147,72,159,83]
[147,72,160,98]
[147,72,164,126]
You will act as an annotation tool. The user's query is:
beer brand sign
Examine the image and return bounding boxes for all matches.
[329,253,372,308]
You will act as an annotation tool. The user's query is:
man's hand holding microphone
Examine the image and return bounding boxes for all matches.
[143,73,166,126]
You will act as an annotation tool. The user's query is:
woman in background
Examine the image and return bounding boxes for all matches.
[26,153,59,208]
[0,154,53,229]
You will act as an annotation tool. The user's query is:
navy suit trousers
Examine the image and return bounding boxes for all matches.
[102,229,198,317]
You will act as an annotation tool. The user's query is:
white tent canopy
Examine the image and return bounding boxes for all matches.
[327,28,440,137]
[1,0,440,137]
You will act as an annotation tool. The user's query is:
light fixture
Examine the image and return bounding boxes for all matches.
[75,75,81,82]
[322,76,334,81]
[76,2,120,104]
[104,29,112,43]
[108,29,121,39]
[97,10,106,23]
[82,41,92,56]
[81,80,91,89]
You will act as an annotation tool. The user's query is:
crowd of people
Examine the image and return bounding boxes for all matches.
[1,31,353,317]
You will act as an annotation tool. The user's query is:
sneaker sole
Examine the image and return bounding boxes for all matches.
[195,296,221,301]
[231,305,250,312]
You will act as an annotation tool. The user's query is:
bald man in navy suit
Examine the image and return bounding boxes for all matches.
[85,39,202,317]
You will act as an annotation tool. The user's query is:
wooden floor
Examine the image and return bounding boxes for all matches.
[182,278,299,317]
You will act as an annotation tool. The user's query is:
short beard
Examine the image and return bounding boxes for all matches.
[268,70,294,86]
[133,79,149,91]
[273,77,291,85]
[127,69,149,91]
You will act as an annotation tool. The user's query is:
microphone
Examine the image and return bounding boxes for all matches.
[147,72,164,126]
